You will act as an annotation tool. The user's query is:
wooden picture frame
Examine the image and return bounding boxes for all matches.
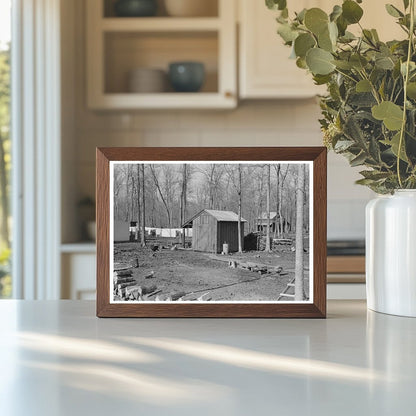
[96,147,327,318]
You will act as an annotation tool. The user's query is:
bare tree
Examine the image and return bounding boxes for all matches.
[237,165,243,253]
[180,164,188,248]
[273,165,280,239]
[149,165,172,228]
[136,164,141,241]
[295,164,305,301]
[140,164,146,247]
[279,165,289,236]
[265,165,271,252]
[224,164,243,253]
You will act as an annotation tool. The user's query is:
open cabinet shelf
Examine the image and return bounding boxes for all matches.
[101,17,222,32]
[86,0,237,110]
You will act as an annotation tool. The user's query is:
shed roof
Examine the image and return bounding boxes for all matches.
[258,212,278,220]
[182,209,247,228]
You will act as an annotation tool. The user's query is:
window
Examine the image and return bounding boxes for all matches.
[0,0,11,298]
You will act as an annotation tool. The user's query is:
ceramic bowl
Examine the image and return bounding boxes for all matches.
[128,68,167,93]
[168,62,205,92]
[114,0,158,17]
[164,0,217,17]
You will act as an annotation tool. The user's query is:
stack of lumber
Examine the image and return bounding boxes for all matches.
[228,260,285,275]
[113,266,160,301]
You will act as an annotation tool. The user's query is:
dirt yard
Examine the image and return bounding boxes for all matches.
[114,241,310,302]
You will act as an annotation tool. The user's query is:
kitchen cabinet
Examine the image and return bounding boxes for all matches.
[238,0,404,99]
[239,0,325,99]
[61,245,96,300]
[86,0,237,109]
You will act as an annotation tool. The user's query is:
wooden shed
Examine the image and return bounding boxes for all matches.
[182,209,247,253]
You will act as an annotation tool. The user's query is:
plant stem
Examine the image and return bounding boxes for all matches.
[397,0,415,188]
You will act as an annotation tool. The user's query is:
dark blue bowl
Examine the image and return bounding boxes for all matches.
[114,0,157,17]
[168,62,205,93]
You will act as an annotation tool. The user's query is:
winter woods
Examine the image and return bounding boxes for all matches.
[113,162,310,236]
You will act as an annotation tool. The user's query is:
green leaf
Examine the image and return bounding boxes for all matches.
[336,15,348,36]
[330,5,342,22]
[294,33,316,58]
[371,29,380,42]
[407,82,416,99]
[304,8,329,35]
[296,8,307,23]
[360,170,391,181]
[318,27,334,52]
[350,54,368,70]
[306,48,335,75]
[342,0,364,24]
[356,79,372,92]
[385,4,404,18]
[375,55,395,70]
[296,57,308,69]
[277,23,298,43]
[382,132,409,162]
[350,151,368,167]
[372,101,404,131]
[333,60,353,70]
[403,0,410,10]
[334,140,355,152]
[339,31,356,43]
[266,0,287,11]
[313,74,332,85]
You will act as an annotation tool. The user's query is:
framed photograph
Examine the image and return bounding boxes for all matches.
[96,147,327,318]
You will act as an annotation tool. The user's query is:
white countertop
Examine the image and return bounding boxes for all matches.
[0,300,415,415]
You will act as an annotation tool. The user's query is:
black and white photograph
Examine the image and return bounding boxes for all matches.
[110,162,312,303]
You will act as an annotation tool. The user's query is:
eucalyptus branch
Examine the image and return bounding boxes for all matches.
[397,0,415,188]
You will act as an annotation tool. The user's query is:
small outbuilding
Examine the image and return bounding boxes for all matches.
[182,209,247,253]
[257,212,290,233]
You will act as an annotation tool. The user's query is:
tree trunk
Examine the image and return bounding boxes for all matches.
[0,132,9,247]
[181,164,187,248]
[275,165,280,238]
[295,164,305,301]
[136,164,140,241]
[237,164,243,253]
[265,165,271,252]
[140,165,146,247]
[150,165,171,228]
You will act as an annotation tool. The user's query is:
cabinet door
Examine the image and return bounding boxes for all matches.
[239,0,326,99]
[239,0,403,99]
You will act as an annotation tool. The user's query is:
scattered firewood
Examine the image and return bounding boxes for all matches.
[197,292,210,301]
[171,291,186,301]
[117,282,134,290]
[114,275,135,285]
[171,245,178,251]
[144,271,155,279]
[146,289,162,298]
[115,269,133,277]
[150,244,159,252]
[142,285,157,295]
[125,285,142,300]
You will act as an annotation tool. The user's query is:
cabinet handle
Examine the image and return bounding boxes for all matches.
[225,91,234,99]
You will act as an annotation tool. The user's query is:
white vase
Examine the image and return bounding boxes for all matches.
[366,190,416,317]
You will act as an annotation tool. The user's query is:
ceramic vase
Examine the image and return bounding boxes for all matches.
[366,190,416,317]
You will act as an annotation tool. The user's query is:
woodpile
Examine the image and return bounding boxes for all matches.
[227,259,286,276]
[113,267,209,302]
